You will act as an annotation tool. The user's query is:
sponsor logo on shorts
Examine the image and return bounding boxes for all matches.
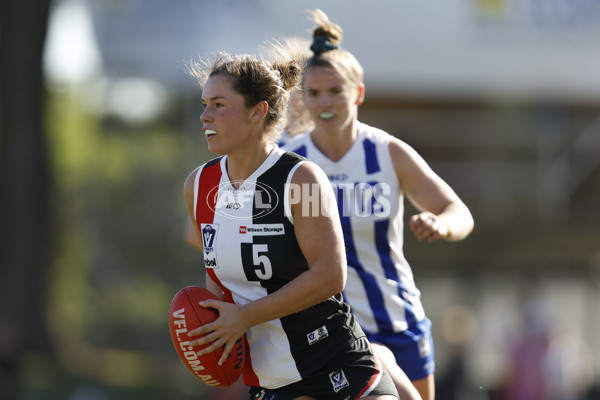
[252,389,277,400]
[424,360,435,373]
[307,326,329,345]
[253,389,266,400]
[418,333,432,358]
[329,369,349,392]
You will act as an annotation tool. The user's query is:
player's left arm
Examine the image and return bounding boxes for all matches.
[390,138,474,242]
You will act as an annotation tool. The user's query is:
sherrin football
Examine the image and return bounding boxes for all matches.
[168,286,244,387]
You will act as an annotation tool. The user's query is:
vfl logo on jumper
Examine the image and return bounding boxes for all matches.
[329,369,349,392]
[307,326,329,345]
[201,223,219,268]
[207,180,278,220]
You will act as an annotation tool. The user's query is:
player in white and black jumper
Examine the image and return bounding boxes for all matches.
[183,44,399,400]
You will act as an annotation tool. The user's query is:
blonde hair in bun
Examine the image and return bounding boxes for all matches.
[305,9,363,88]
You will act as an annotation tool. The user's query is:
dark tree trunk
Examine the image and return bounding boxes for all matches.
[0,0,54,390]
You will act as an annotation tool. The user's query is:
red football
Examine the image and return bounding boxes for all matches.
[168,286,244,387]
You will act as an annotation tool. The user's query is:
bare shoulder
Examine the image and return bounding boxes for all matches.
[290,160,329,186]
[388,136,421,162]
[388,136,433,179]
[183,166,201,207]
[183,167,200,191]
[288,161,337,220]
[184,166,201,189]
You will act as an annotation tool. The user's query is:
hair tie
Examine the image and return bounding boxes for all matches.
[310,35,340,55]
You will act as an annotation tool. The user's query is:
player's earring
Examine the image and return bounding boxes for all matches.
[355,84,365,106]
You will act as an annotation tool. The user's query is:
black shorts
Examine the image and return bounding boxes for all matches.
[249,337,398,400]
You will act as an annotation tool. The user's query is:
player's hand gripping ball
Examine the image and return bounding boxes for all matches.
[169,286,244,387]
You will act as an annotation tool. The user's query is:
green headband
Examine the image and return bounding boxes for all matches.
[310,35,340,55]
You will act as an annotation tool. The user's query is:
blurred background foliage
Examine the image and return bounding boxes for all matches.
[23,90,210,399]
[44,89,212,398]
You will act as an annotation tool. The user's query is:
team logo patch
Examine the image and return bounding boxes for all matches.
[201,223,219,268]
[329,369,349,392]
[307,326,329,345]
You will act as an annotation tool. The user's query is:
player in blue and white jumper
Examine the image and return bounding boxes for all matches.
[284,9,474,400]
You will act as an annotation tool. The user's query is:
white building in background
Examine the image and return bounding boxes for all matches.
[50,0,600,102]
